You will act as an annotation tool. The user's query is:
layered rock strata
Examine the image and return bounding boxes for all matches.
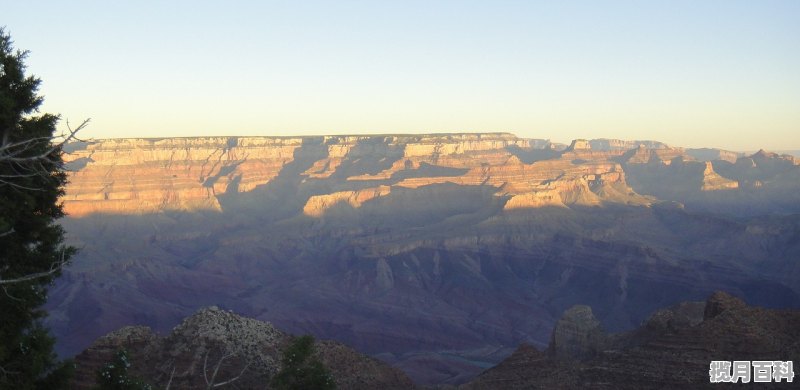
[62,133,645,217]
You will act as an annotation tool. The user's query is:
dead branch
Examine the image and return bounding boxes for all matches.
[0,118,90,188]
[0,249,68,285]
[165,366,176,390]
[0,118,90,161]
[0,118,89,286]
[203,349,249,389]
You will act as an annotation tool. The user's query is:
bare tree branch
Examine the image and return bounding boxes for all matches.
[165,365,176,390]
[210,361,249,388]
[0,118,90,188]
[0,118,89,161]
[0,249,68,285]
[0,118,89,286]
[0,267,60,285]
[0,363,20,380]
[203,351,210,386]
[2,285,24,301]
[208,352,231,388]
[202,349,249,389]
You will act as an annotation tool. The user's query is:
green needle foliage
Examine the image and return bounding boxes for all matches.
[0,27,77,389]
[271,335,335,390]
[93,350,151,390]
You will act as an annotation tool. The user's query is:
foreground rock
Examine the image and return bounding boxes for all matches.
[463,291,800,389]
[72,307,413,389]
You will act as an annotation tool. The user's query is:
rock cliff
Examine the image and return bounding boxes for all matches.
[62,133,800,217]
[62,133,646,217]
[463,292,800,389]
[546,305,606,360]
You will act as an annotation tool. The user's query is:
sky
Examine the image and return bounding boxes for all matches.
[3,0,799,151]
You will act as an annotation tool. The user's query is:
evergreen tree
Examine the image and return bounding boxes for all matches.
[0,27,78,388]
[271,335,335,390]
[93,350,151,390]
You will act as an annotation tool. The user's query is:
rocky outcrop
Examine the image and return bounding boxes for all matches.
[547,306,607,360]
[303,186,392,217]
[71,326,158,389]
[589,139,670,151]
[463,292,800,389]
[686,147,743,163]
[566,139,591,151]
[642,301,705,333]
[700,161,739,191]
[72,307,413,389]
[619,145,685,165]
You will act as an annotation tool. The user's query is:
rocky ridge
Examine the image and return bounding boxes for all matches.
[462,292,800,389]
[72,306,413,389]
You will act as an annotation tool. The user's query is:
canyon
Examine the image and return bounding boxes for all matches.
[50,133,800,384]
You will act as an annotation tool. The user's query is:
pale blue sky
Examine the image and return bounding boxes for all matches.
[3,0,799,150]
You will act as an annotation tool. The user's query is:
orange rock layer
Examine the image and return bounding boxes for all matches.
[63,133,764,217]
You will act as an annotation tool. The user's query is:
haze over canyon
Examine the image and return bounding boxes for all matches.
[50,133,800,384]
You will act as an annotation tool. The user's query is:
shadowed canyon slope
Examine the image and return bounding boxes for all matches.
[50,133,800,384]
[462,291,800,389]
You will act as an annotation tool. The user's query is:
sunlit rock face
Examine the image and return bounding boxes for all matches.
[57,131,800,216]
[53,133,800,385]
[63,137,302,215]
[63,133,652,217]
[64,133,799,217]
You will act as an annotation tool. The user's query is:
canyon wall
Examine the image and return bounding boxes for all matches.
[62,133,649,218]
[52,133,800,384]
